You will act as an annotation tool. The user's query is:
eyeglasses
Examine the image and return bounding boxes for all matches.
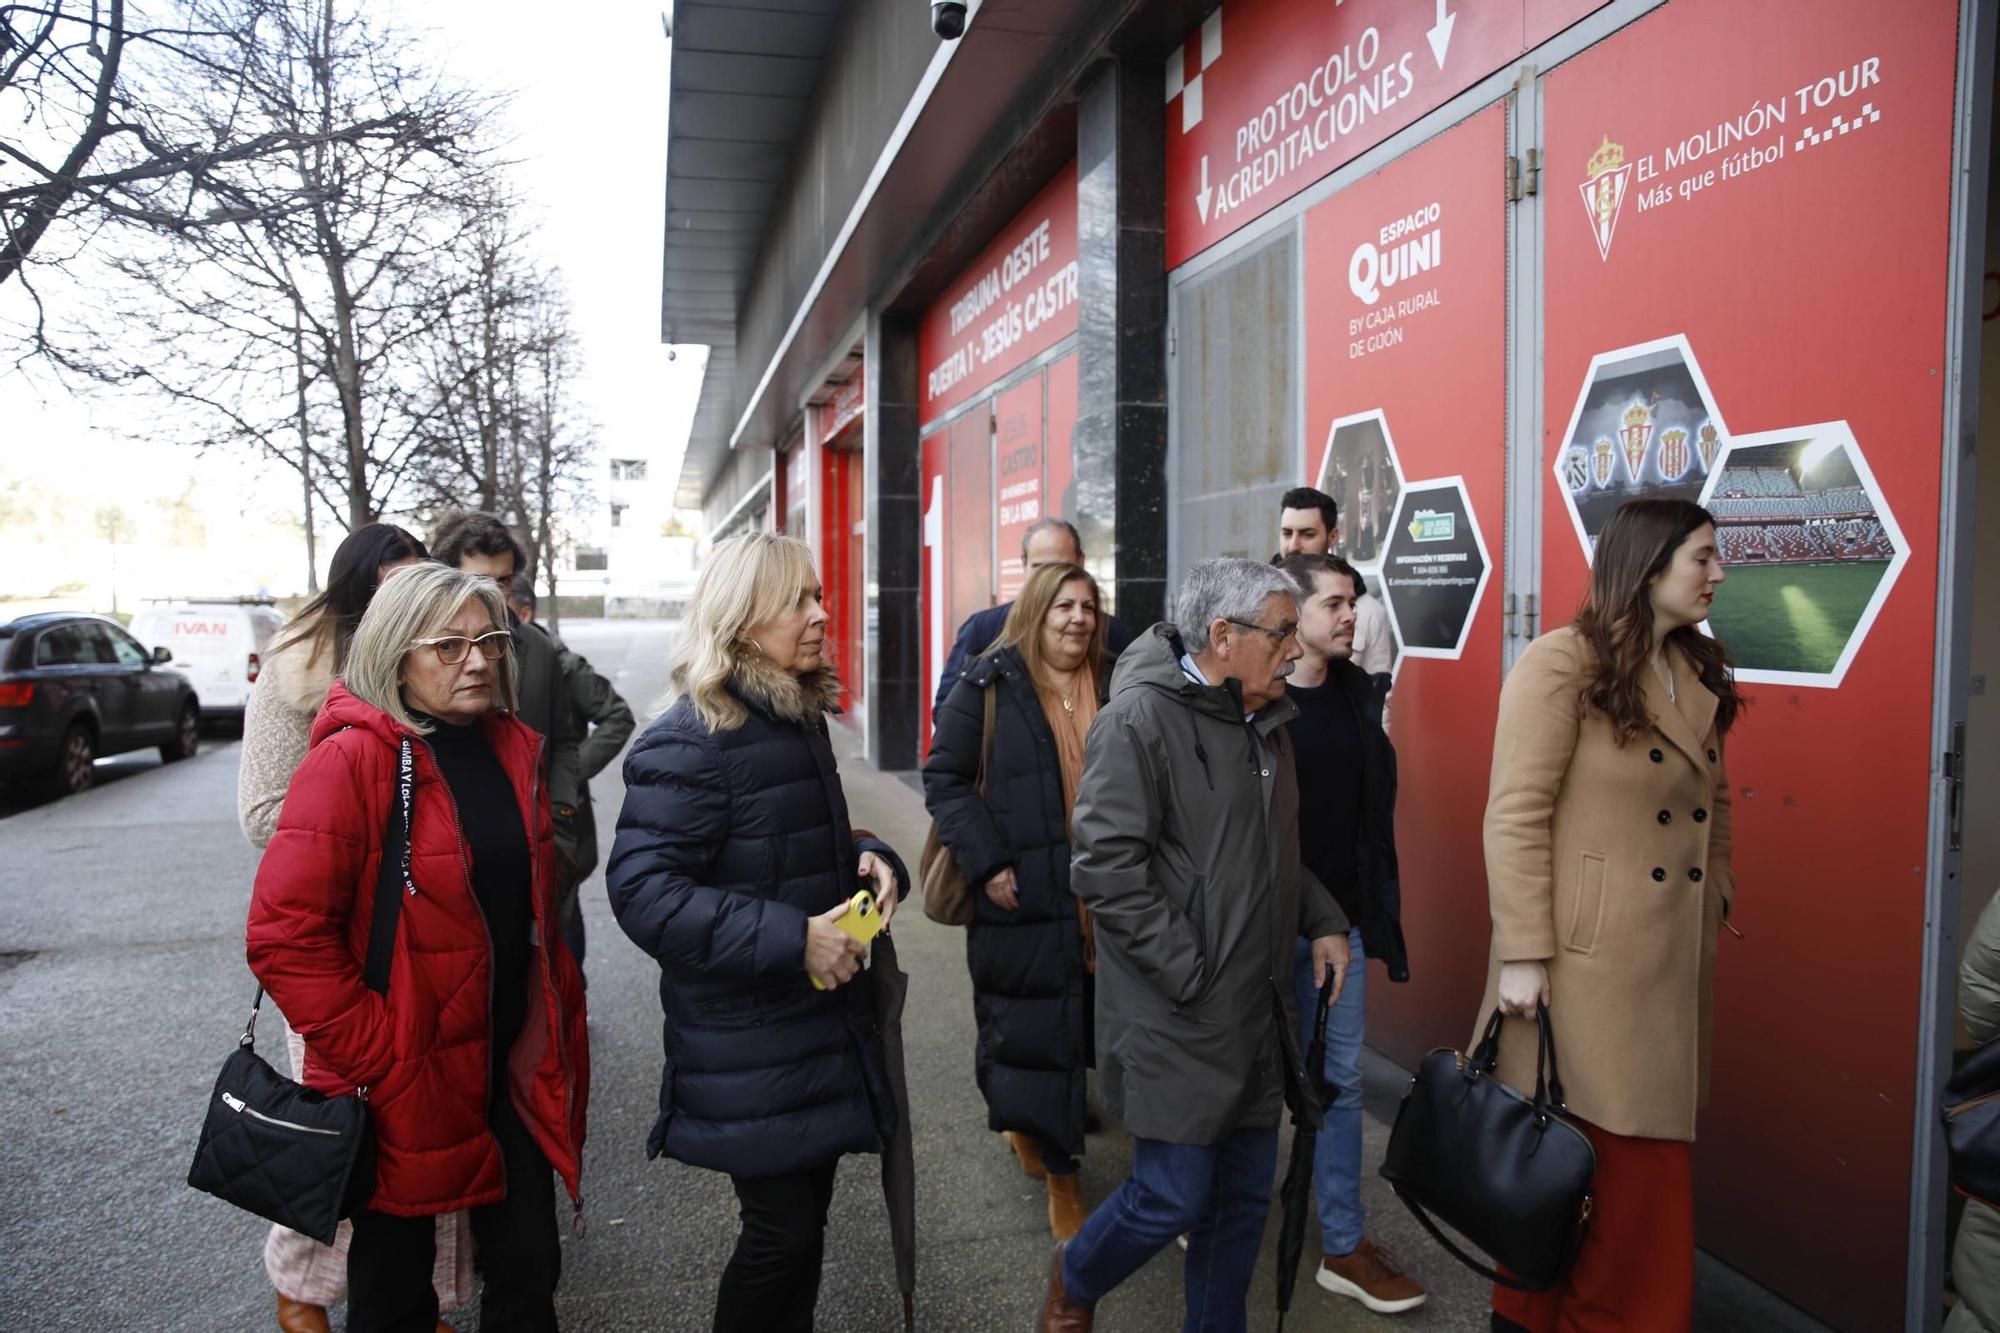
[1226,618,1299,644]
[409,630,512,665]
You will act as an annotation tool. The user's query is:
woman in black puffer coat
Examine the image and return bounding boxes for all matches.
[608,533,908,1333]
[923,562,1110,1241]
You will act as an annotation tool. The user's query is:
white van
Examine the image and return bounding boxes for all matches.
[128,599,286,721]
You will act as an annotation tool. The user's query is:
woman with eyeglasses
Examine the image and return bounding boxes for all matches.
[237,523,481,1333]
[248,563,588,1333]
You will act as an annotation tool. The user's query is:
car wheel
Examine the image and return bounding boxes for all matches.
[160,701,200,762]
[51,725,94,797]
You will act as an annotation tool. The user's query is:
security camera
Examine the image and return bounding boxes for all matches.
[930,1,966,39]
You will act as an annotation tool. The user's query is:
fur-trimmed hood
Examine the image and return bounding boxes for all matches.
[262,620,338,718]
[725,653,843,726]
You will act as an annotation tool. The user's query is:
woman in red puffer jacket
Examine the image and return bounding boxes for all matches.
[248,564,588,1333]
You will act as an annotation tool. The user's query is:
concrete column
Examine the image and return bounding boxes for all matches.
[864,308,921,770]
[1075,58,1169,628]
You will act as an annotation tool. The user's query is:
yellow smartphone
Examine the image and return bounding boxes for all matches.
[810,889,882,990]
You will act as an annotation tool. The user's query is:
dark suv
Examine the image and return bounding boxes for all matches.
[0,613,202,797]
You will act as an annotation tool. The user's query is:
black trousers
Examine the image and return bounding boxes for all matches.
[712,1160,840,1333]
[347,1093,561,1333]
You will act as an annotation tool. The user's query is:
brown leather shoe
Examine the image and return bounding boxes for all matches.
[275,1296,331,1333]
[1046,1171,1086,1240]
[1005,1130,1049,1180]
[1040,1241,1094,1332]
[1318,1237,1428,1313]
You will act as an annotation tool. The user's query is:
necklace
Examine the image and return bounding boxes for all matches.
[1061,693,1075,715]
[1654,653,1677,704]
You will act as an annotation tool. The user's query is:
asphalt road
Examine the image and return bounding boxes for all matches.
[0,619,1822,1332]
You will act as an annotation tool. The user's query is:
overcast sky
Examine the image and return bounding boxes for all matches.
[0,0,706,541]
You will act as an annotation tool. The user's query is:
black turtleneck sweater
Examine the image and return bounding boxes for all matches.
[417,714,532,1090]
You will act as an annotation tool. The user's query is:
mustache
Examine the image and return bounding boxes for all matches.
[1274,661,1296,679]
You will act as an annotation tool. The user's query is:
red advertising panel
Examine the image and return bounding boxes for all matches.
[1046,353,1079,526]
[1304,104,1508,1065]
[1539,3,1957,1325]
[946,406,995,646]
[919,163,1079,424]
[1163,0,1605,268]
[920,430,949,753]
[994,375,1045,600]
[815,369,864,445]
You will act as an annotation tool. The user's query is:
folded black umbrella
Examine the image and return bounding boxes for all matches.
[1276,973,1337,1331]
[869,931,917,1330]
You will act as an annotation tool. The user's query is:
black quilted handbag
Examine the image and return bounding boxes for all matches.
[1945,1033,2000,1208]
[187,737,413,1243]
[1380,1004,1597,1291]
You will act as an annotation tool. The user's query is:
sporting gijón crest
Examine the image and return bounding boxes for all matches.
[1579,135,1631,261]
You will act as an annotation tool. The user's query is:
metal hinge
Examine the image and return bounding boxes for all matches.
[1504,591,1518,638]
[1505,150,1542,202]
[1946,720,1967,852]
[1167,323,1177,357]
[1524,593,1539,639]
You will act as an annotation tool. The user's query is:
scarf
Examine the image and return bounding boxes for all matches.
[1036,662,1099,973]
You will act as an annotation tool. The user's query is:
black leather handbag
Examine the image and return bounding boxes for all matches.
[187,737,413,1243]
[1380,1004,1597,1291]
[1945,1033,2000,1208]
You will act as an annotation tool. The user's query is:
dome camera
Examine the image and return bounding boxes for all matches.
[931,1,966,40]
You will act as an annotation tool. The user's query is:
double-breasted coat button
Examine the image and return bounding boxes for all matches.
[1689,868,1704,883]
[1708,748,1718,762]
[1650,749,1665,763]
[1657,810,1672,824]
[1651,867,1667,882]
[1693,808,1708,822]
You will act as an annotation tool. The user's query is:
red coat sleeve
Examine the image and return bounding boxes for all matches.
[245,734,395,1090]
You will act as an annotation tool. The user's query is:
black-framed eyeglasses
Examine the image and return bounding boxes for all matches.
[409,630,512,665]
[1226,618,1299,644]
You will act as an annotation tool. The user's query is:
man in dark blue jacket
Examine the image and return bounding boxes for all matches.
[934,517,1131,712]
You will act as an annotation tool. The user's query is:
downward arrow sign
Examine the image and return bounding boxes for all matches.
[1427,0,1456,69]
[1196,155,1213,223]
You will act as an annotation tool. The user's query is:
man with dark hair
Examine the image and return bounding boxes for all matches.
[1275,552,1421,1315]
[430,512,584,935]
[933,516,1131,713]
[1276,488,1395,677]
[505,573,634,970]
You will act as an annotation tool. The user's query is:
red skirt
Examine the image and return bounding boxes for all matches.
[1490,1119,1695,1333]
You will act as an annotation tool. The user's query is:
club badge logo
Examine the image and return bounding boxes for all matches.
[1697,422,1721,472]
[1658,427,1690,480]
[1579,136,1631,262]
[1564,448,1591,493]
[1620,401,1654,481]
[1592,438,1616,487]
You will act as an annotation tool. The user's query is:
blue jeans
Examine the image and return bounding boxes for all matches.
[1292,929,1367,1256]
[1061,1124,1280,1333]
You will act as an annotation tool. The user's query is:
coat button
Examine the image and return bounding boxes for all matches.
[1708,748,1718,762]
[1650,749,1664,763]
[1693,808,1708,822]
[1689,868,1704,883]
[1657,810,1672,825]
[1652,867,1667,882]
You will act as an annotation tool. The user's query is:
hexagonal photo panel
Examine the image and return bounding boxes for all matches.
[1554,334,1729,560]
[1316,409,1408,569]
[1696,422,1906,687]
[1379,476,1492,660]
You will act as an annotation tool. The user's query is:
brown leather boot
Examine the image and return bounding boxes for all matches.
[1040,1241,1094,1332]
[275,1296,331,1333]
[1005,1130,1049,1180]
[1046,1171,1086,1240]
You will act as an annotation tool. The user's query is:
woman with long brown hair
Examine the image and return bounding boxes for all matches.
[1481,498,1743,1331]
[923,561,1111,1240]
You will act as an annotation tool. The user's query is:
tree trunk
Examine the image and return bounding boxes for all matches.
[293,307,320,593]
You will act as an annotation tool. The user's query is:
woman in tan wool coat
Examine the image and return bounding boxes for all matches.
[1482,499,1742,1333]
[236,523,472,1333]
